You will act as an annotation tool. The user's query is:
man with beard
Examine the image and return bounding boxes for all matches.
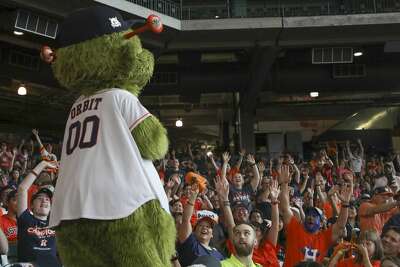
[221,223,261,267]
[279,165,352,267]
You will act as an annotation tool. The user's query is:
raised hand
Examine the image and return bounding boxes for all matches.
[339,179,353,203]
[327,185,339,197]
[269,179,280,201]
[12,147,18,155]
[214,175,229,201]
[32,129,39,136]
[277,164,291,184]
[239,148,246,157]
[165,179,175,189]
[247,154,256,165]
[222,152,231,163]
[188,183,200,200]
[257,162,266,173]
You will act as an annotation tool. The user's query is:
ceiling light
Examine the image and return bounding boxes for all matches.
[17,84,27,95]
[175,119,183,127]
[354,51,363,57]
[215,15,219,19]
[310,91,319,98]
[13,30,24,36]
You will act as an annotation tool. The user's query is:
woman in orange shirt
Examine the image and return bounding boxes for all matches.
[328,230,383,267]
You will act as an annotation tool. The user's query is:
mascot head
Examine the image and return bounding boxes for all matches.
[49,6,161,96]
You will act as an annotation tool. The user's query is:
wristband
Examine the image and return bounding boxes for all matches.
[342,203,350,208]
[187,201,194,206]
[271,201,279,205]
[250,163,256,167]
[30,170,39,177]
[223,201,230,206]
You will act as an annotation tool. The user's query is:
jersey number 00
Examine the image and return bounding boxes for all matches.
[66,115,100,155]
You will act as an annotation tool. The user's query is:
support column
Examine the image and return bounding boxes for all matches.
[239,46,279,153]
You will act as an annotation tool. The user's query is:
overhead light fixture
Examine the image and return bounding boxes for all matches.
[354,51,363,57]
[13,30,24,36]
[310,91,319,98]
[175,119,183,127]
[215,15,219,19]
[17,84,27,95]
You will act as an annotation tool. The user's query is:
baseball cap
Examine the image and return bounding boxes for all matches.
[373,186,394,196]
[31,187,53,202]
[304,207,324,219]
[196,210,218,227]
[56,6,143,48]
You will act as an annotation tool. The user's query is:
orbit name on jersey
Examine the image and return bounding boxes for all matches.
[70,97,103,119]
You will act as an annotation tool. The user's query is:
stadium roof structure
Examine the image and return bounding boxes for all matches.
[1,0,400,137]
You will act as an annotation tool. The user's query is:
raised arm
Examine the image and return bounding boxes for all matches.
[257,162,266,190]
[32,129,44,149]
[17,161,54,217]
[346,140,354,159]
[247,154,260,191]
[178,183,199,243]
[291,160,301,185]
[215,175,235,237]
[8,147,18,172]
[208,153,219,172]
[278,165,294,225]
[266,179,280,246]
[360,199,400,217]
[332,173,353,242]
[0,229,8,255]
[299,174,309,194]
[187,143,194,160]
[357,139,364,159]
[234,148,246,169]
[221,152,231,181]
[315,172,327,203]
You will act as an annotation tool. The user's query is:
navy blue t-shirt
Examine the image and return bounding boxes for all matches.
[177,233,225,267]
[17,210,60,266]
[229,183,255,208]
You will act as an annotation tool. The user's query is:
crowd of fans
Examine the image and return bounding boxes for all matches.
[0,131,398,267]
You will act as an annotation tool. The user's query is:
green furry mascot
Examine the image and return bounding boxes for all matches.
[46,6,176,267]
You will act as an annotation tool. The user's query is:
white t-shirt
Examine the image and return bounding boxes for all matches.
[49,89,169,227]
[349,156,363,173]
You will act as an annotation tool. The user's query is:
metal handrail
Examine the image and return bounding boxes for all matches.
[128,0,400,20]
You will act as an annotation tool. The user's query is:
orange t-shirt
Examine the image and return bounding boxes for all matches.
[0,214,17,242]
[337,257,380,267]
[283,216,333,267]
[226,239,279,267]
[359,201,399,235]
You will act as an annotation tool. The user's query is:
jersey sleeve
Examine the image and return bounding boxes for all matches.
[119,92,151,131]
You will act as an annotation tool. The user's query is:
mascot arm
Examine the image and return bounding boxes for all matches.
[132,115,168,160]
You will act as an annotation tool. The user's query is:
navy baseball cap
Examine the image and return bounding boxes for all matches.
[56,6,143,48]
[31,187,53,203]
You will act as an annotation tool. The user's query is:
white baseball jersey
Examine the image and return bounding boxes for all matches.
[49,88,169,227]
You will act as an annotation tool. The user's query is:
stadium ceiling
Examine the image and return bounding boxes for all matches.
[1,0,400,132]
